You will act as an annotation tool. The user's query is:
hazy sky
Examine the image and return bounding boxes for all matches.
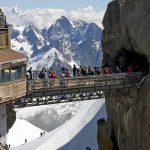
[0,0,111,10]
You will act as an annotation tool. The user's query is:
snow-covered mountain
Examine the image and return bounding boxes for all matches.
[11,16,102,71]
[2,7,103,71]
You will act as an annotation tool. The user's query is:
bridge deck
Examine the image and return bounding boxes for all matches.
[15,73,142,107]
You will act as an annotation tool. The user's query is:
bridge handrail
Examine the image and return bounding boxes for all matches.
[27,72,143,92]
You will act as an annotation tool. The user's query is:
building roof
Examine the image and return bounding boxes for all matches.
[0,49,28,64]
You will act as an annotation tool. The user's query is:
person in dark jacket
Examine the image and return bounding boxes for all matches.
[73,64,77,77]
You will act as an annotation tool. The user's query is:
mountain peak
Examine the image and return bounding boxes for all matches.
[60,16,68,20]
[56,16,70,25]
[55,16,73,33]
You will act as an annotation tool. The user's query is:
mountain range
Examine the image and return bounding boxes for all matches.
[8,9,103,71]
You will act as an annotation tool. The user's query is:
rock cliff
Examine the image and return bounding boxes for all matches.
[97,119,113,150]
[102,0,150,149]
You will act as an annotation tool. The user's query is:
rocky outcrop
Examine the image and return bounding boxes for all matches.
[97,119,113,150]
[102,0,150,60]
[102,0,150,150]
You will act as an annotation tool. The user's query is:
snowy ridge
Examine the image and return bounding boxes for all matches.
[11,99,106,150]
[29,48,64,70]
[28,48,77,70]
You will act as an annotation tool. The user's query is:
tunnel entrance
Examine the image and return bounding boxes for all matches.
[115,49,149,74]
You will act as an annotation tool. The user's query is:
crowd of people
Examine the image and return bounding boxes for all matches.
[26,63,140,81]
[26,65,102,80]
[72,65,101,77]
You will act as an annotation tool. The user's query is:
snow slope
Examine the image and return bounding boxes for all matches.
[15,101,85,132]
[11,99,106,150]
[7,119,47,147]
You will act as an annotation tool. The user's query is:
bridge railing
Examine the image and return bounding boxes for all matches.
[27,72,143,92]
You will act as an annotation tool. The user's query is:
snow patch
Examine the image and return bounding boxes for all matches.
[7,119,47,147]
[11,39,32,57]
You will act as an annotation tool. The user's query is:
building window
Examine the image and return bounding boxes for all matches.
[4,69,10,82]
[10,68,19,81]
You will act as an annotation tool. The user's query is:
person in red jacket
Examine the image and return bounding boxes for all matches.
[103,67,111,75]
[127,65,133,73]
[49,68,57,78]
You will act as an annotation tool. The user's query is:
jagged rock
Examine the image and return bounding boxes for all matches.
[97,118,113,150]
[102,0,150,149]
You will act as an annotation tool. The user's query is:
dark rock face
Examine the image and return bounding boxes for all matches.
[102,0,150,61]
[102,0,150,149]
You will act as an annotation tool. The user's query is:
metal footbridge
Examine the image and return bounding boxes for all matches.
[15,72,143,107]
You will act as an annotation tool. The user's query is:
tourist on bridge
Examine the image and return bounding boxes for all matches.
[115,66,121,73]
[65,69,71,78]
[133,64,140,72]
[38,67,45,79]
[88,66,94,75]
[80,66,86,76]
[127,65,133,73]
[44,69,48,79]
[73,64,77,77]
[49,68,57,78]
[95,67,101,75]
[61,67,65,77]
[103,66,111,75]
[76,68,80,77]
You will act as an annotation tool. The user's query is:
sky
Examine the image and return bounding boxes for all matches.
[0,0,111,11]
[1,0,112,29]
